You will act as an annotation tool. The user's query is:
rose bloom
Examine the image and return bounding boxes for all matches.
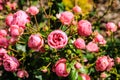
[74,62,82,69]
[74,38,85,49]
[26,6,39,15]
[5,14,13,26]
[28,34,44,51]
[0,48,7,66]
[79,74,91,80]
[106,22,117,32]
[59,11,74,25]
[6,2,17,10]
[95,56,114,71]
[0,36,8,48]
[86,42,99,52]
[0,4,3,10]
[9,25,24,37]
[0,29,7,37]
[0,0,3,3]
[11,10,30,29]
[17,69,29,78]
[48,30,68,49]
[93,32,106,45]
[9,37,18,45]
[78,20,92,36]
[3,56,19,72]
[72,5,82,14]
[52,58,69,77]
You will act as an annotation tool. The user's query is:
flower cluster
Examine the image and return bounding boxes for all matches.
[0,1,120,80]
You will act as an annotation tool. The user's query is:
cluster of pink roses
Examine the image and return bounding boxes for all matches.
[1,2,120,79]
[0,0,17,11]
[0,48,28,78]
[0,5,40,78]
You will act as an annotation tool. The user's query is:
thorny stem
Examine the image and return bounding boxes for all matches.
[34,15,39,29]
[46,62,51,68]
[8,47,18,53]
[39,0,48,18]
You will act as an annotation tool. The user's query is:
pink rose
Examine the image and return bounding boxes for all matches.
[28,34,44,51]
[106,22,117,32]
[0,48,7,66]
[74,62,82,69]
[3,56,19,72]
[86,42,99,52]
[106,56,114,71]
[59,11,74,25]
[5,14,13,26]
[17,69,29,78]
[9,37,18,45]
[26,6,39,15]
[48,30,68,49]
[74,38,85,49]
[11,2,17,10]
[0,0,3,3]
[12,10,30,29]
[52,58,69,77]
[79,74,91,80]
[0,29,7,37]
[0,4,3,10]
[9,25,24,37]
[93,32,106,45]
[95,56,114,71]
[0,36,8,48]
[78,20,92,36]
[72,5,82,14]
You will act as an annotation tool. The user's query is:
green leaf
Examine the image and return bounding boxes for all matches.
[35,75,42,80]
[16,44,26,52]
[79,66,88,74]
[69,69,78,80]
[78,75,83,80]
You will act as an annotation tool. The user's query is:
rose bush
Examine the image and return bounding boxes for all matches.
[0,0,120,80]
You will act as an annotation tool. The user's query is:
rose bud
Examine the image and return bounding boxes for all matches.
[28,34,44,51]
[78,20,92,36]
[72,5,82,14]
[52,58,69,77]
[79,74,91,80]
[74,38,86,49]
[86,41,99,52]
[17,69,29,78]
[48,30,68,49]
[5,14,13,26]
[9,25,24,37]
[0,48,7,66]
[0,29,7,37]
[93,32,106,45]
[100,72,107,79]
[74,62,82,69]
[26,6,39,15]
[59,11,74,25]
[106,22,117,32]
[115,57,120,64]
[0,36,8,48]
